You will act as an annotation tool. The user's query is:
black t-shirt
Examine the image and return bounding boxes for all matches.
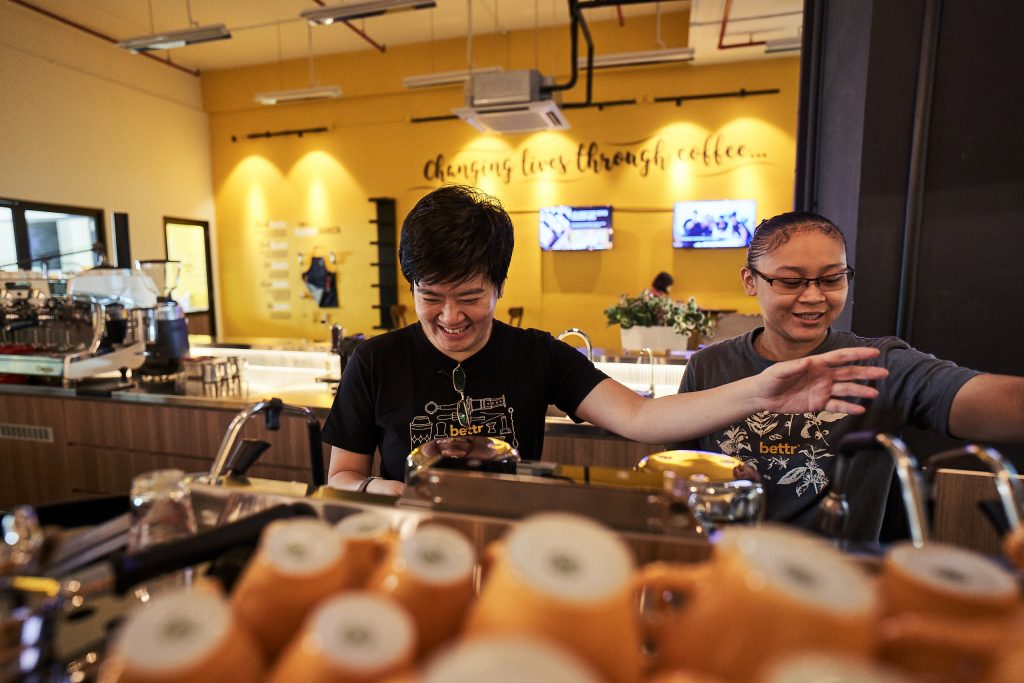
[321,320,609,481]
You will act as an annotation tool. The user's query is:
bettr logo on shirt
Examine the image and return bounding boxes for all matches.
[451,424,485,437]
[760,442,798,455]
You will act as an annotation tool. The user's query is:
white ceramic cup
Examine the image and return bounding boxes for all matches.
[421,634,604,683]
[101,587,264,683]
[230,517,349,660]
[333,510,396,587]
[265,591,417,683]
[365,523,477,658]
[464,512,641,683]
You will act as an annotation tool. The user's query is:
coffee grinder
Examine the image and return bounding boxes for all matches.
[135,259,190,379]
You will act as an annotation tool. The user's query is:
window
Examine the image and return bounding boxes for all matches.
[0,206,15,271]
[0,197,105,273]
[165,217,217,336]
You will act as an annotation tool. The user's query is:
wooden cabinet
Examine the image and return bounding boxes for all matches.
[66,444,308,498]
[1,394,331,506]
[63,399,329,468]
[62,399,330,497]
[543,434,664,469]
[932,468,1024,555]
[0,394,74,508]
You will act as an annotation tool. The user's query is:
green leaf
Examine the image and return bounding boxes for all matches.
[604,290,713,336]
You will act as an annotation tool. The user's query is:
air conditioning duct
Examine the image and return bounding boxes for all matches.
[453,69,569,134]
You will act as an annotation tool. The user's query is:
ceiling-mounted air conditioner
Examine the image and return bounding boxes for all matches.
[454,100,570,134]
[453,69,569,134]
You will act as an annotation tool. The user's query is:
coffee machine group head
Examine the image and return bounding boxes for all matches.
[135,259,190,378]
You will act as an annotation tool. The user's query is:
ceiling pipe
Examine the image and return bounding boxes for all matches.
[308,0,386,53]
[717,0,766,50]
[8,0,200,76]
[541,0,593,104]
[545,0,690,108]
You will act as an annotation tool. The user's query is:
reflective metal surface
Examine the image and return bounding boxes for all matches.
[406,435,520,481]
[635,449,742,481]
[664,472,765,532]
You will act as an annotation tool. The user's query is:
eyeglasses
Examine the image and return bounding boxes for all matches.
[451,363,471,427]
[748,266,855,294]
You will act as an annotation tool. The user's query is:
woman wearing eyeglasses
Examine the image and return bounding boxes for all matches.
[673,211,1024,542]
[321,189,889,497]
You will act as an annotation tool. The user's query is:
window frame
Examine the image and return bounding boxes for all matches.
[163,216,217,336]
[0,196,106,270]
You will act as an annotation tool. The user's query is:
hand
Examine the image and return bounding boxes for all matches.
[367,477,406,496]
[757,347,888,415]
[733,463,762,482]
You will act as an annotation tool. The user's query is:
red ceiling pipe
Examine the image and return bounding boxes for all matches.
[8,0,201,76]
[310,0,386,53]
[717,0,766,50]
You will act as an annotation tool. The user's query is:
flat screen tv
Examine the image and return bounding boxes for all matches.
[672,199,757,249]
[539,205,613,251]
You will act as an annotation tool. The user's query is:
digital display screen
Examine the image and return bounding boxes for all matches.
[672,199,757,249]
[539,205,613,251]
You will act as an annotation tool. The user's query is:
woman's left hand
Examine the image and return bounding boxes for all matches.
[758,347,888,415]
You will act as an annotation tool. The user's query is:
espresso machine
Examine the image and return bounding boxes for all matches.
[0,267,156,382]
[135,260,190,379]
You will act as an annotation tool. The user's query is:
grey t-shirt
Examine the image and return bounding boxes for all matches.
[676,329,980,542]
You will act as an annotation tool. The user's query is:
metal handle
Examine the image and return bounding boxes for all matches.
[835,431,929,547]
[557,327,593,362]
[926,444,1022,531]
[207,398,325,487]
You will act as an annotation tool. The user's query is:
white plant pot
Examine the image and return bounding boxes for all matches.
[619,326,690,352]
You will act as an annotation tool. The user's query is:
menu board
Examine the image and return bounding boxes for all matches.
[257,220,293,321]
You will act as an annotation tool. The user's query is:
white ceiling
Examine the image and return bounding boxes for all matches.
[17,0,803,72]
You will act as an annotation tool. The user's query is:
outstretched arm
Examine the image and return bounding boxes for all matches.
[948,374,1024,443]
[576,346,888,443]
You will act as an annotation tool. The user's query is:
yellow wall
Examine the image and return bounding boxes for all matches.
[204,15,799,347]
[0,3,216,279]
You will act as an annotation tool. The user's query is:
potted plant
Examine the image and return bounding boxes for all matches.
[604,291,713,351]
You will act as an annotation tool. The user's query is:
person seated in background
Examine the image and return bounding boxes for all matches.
[321,187,888,496]
[651,271,674,297]
[673,211,1024,542]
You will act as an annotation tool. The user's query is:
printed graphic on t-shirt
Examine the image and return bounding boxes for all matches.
[409,394,518,449]
[713,410,848,497]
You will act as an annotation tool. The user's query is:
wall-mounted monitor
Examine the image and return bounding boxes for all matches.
[672,199,757,249]
[539,205,613,251]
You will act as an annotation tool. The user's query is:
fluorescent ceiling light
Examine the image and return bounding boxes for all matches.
[765,37,802,54]
[254,86,342,105]
[577,47,695,70]
[403,66,503,90]
[301,0,436,25]
[116,23,231,52]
